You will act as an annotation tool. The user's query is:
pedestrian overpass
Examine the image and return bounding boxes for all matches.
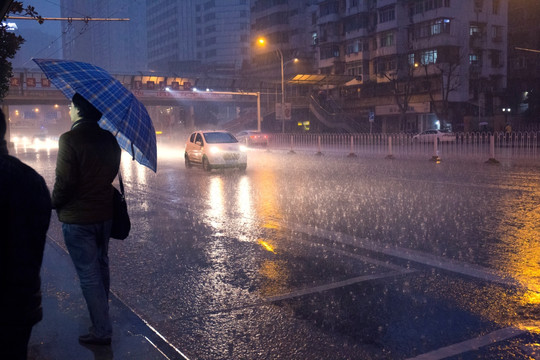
[2,68,265,139]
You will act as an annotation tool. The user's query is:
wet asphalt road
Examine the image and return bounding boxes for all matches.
[16,144,540,359]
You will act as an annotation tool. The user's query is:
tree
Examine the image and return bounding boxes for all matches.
[419,46,462,130]
[0,2,42,101]
[380,55,417,132]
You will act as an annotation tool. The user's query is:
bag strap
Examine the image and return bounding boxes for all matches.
[118,170,125,196]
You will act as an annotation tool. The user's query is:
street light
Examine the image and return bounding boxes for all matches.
[257,37,298,133]
[502,107,511,126]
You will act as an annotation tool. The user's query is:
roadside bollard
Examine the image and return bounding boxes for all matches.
[347,135,357,157]
[430,138,441,162]
[315,135,323,156]
[385,136,395,159]
[485,134,499,164]
[288,135,296,154]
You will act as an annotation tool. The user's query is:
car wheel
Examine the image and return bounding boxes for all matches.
[185,154,192,168]
[202,157,212,172]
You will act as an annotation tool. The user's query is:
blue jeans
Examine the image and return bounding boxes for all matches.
[62,221,113,338]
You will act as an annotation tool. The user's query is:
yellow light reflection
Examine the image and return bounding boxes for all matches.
[450,185,540,333]
[259,260,289,297]
[258,239,276,254]
[237,176,252,221]
[207,177,225,230]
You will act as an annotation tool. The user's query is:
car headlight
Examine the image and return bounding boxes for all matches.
[209,146,221,154]
[239,145,247,152]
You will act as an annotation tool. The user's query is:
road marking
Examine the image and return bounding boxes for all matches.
[406,327,525,360]
[265,270,415,302]
[283,222,518,287]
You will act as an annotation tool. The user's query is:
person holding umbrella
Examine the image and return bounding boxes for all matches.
[52,93,121,345]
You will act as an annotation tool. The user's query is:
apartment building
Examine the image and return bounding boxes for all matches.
[508,0,540,123]
[315,0,508,132]
[60,0,147,73]
[195,0,251,74]
[250,0,319,79]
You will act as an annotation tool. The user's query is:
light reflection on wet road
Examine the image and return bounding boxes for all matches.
[17,145,540,359]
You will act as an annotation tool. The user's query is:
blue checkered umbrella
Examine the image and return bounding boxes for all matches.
[33,58,157,172]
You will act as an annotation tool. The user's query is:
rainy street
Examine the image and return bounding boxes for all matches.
[18,145,540,359]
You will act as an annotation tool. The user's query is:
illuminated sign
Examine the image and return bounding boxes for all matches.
[1,22,18,31]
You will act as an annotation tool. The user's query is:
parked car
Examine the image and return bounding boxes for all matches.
[412,129,456,143]
[184,130,247,171]
[235,130,268,147]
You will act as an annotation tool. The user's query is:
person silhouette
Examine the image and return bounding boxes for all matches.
[0,108,52,360]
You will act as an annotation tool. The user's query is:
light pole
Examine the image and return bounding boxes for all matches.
[257,38,295,133]
[278,48,285,133]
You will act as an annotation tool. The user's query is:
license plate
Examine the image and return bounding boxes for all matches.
[223,153,239,160]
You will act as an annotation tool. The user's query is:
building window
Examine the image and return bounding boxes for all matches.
[420,49,438,64]
[490,50,502,67]
[469,52,482,65]
[204,0,215,10]
[375,58,396,73]
[469,24,483,36]
[380,32,394,47]
[204,13,215,21]
[409,0,450,16]
[320,1,340,16]
[492,25,503,42]
[346,39,367,54]
[411,18,451,40]
[346,63,362,77]
[474,0,483,12]
[320,45,340,59]
[379,6,395,23]
[492,0,500,14]
[408,53,416,66]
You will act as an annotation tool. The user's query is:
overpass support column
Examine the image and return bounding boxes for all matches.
[187,105,195,131]
[1,104,12,150]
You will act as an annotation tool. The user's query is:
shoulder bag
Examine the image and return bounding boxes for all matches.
[111,171,131,240]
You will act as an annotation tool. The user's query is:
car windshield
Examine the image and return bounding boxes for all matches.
[203,132,238,144]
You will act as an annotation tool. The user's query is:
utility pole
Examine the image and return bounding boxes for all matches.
[5,16,130,22]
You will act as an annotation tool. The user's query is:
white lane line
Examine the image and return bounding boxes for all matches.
[283,222,517,287]
[293,237,408,272]
[406,327,525,360]
[265,270,415,302]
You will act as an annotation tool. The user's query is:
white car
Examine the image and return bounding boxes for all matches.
[235,130,268,147]
[412,129,456,143]
[184,130,247,171]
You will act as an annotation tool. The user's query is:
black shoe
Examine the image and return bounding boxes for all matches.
[78,333,112,345]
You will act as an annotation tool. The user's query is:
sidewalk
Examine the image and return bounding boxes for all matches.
[27,240,186,360]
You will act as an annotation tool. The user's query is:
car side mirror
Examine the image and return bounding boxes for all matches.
[195,141,202,146]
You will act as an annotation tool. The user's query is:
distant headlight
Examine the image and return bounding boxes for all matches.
[239,145,247,152]
[209,146,221,154]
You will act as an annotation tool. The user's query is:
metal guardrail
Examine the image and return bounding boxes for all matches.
[265,132,540,161]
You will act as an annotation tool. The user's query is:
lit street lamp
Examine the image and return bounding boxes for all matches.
[502,107,511,125]
[257,37,297,133]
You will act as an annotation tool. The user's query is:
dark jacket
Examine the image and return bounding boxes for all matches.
[52,119,121,224]
[0,146,52,326]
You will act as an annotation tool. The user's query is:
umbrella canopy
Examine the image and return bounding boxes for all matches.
[33,58,157,172]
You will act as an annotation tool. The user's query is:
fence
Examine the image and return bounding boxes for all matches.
[265,132,540,161]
